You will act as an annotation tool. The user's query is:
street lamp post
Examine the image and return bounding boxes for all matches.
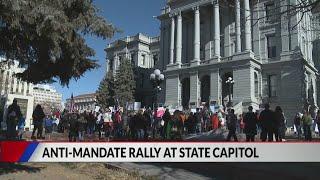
[226,77,234,107]
[150,69,165,116]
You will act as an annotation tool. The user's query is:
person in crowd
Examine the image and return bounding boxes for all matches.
[59,109,68,133]
[211,112,219,131]
[31,104,45,139]
[302,110,312,141]
[113,110,122,138]
[78,112,87,141]
[103,108,113,141]
[162,109,171,139]
[186,112,195,134]
[274,106,286,141]
[226,109,238,141]
[217,109,225,128]
[316,110,320,136]
[44,115,53,140]
[135,109,146,139]
[239,114,245,134]
[68,113,78,142]
[294,112,302,139]
[96,110,104,139]
[202,107,210,132]
[86,111,95,137]
[17,116,25,140]
[6,99,22,139]
[195,108,202,133]
[129,111,137,139]
[143,108,152,138]
[259,104,275,142]
[143,109,152,139]
[243,106,258,142]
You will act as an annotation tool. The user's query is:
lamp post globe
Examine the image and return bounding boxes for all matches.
[154,69,161,76]
[150,73,156,80]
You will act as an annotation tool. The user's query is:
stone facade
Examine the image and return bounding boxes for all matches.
[0,59,34,130]
[105,33,161,108]
[158,0,320,124]
[66,93,97,112]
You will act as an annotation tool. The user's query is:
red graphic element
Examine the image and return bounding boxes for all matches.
[0,141,30,162]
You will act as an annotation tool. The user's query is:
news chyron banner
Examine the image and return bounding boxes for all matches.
[1,141,320,162]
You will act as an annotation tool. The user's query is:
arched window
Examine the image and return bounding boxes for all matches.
[254,72,259,97]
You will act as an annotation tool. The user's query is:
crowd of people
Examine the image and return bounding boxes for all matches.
[3,98,320,142]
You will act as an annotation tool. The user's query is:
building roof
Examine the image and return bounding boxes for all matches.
[106,33,160,50]
[66,93,97,101]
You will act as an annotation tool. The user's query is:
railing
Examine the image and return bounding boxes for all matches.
[161,6,171,15]
[181,63,190,68]
[221,56,233,61]
[200,59,210,64]
[107,34,160,48]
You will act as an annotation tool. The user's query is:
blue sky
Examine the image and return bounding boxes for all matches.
[53,0,166,101]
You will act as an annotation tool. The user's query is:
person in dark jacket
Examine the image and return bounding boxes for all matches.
[259,104,275,142]
[31,104,45,139]
[243,106,258,142]
[195,108,202,133]
[294,113,302,139]
[6,99,22,139]
[162,109,171,139]
[68,113,79,142]
[274,106,286,141]
[226,109,238,141]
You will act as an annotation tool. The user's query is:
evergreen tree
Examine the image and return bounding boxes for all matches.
[96,70,115,108]
[114,58,135,109]
[0,0,117,85]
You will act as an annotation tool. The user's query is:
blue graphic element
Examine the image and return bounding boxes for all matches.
[19,142,39,162]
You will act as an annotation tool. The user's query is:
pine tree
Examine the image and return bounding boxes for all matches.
[0,0,117,86]
[96,70,115,108]
[114,58,135,109]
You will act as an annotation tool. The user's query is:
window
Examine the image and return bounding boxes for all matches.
[267,35,277,58]
[266,2,276,22]
[268,75,277,97]
[153,54,158,66]
[231,42,235,55]
[131,53,135,65]
[254,73,259,97]
[140,73,144,88]
[109,59,114,71]
[141,54,146,65]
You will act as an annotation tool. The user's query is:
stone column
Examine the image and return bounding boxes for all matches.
[235,0,241,53]
[244,0,252,51]
[213,0,220,58]
[1,70,7,94]
[176,11,182,64]
[210,69,221,105]
[113,55,118,75]
[193,6,200,63]
[165,74,181,108]
[190,72,200,108]
[170,15,175,65]
[233,66,254,105]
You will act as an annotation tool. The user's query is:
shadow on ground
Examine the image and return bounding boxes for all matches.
[0,163,43,175]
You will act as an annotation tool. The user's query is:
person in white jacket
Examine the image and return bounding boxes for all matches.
[103,108,113,140]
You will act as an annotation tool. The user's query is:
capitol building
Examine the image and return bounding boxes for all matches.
[156,0,320,122]
[106,0,320,123]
